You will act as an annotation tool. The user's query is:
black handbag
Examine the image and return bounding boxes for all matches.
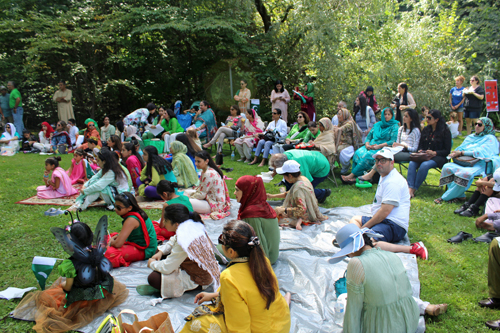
[215,143,224,166]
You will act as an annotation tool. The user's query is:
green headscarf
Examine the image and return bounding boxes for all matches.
[85,118,98,128]
[475,117,495,137]
[371,107,399,140]
[305,83,315,98]
[171,141,199,188]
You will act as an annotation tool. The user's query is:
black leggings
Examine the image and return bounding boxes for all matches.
[468,191,498,207]
[148,271,162,290]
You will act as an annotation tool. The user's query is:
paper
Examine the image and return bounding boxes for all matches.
[145,124,164,137]
[0,287,36,300]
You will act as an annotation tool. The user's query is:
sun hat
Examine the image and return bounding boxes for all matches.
[328,224,384,264]
[493,168,500,192]
[276,160,301,174]
[372,148,394,161]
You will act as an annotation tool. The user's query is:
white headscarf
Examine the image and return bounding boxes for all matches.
[2,123,17,140]
[125,125,142,141]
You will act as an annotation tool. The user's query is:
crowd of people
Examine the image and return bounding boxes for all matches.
[6,74,500,332]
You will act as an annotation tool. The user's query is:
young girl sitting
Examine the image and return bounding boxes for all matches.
[66,149,89,184]
[137,145,178,200]
[180,220,291,333]
[137,204,220,298]
[447,111,460,138]
[71,148,129,211]
[37,156,78,199]
[121,142,144,188]
[107,134,122,157]
[106,192,158,268]
[13,221,128,333]
[153,180,193,242]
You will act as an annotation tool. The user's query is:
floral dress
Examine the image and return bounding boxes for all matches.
[190,167,231,220]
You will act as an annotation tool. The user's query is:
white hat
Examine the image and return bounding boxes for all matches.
[328,224,384,264]
[372,148,394,161]
[276,160,301,174]
[493,169,500,192]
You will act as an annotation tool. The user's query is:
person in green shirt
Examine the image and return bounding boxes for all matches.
[301,120,320,144]
[160,107,184,153]
[7,81,24,133]
[270,150,331,203]
[276,111,311,153]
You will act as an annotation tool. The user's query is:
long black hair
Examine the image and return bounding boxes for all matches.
[165,108,176,121]
[354,94,368,118]
[70,222,93,247]
[97,148,126,180]
[422,109,446,138]
[156,180,179,196]
[274,79,284,93]
[176,133,201,155]
[108,134,122,152]
[219,220,277,310]
[114,192,149,222]
[403,108,420,133]
[144,145,172,178]
[164,204,203,225]
[195,150,223,178]
[122,142,145,168]
[45,156,62,168]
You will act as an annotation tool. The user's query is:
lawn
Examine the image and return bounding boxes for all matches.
[0,135,497,332]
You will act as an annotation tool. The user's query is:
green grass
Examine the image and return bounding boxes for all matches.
[0,136,497,332]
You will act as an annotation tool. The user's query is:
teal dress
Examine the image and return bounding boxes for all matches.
[126,215,158,259]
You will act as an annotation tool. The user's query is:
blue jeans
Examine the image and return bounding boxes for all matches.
[407,160,438,191]
[284,175,328,201]
[12,106,24,134]
[254,139,274,159]
[361,216,407,243]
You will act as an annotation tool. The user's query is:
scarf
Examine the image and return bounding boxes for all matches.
[371,107,399,142]
[2,123,16,140]
[305,83,315,98]
[283,178,325,222]
[171,141,199,188]
[313,118,336,162]
[246,109,265,134]
[53,167,79,196]
[125,125,142,141]
[474,117,495,137]
[236,176,277,220]
[197,108,218,138]
[41,122,55,139]
[336,109,363,149]
[85,118,98,128]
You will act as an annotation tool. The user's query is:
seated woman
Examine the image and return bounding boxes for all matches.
[33,122,54,153]
[335,108,363,174]
[180,220,291,333]
[171,141,199,188]
[203,104,243,149]
[297,118,336,165]
[407,110,451,198]
[106,134,122,157]
[142,103,162,140]
[137,146,177,201]
[67,149,89,184]
[267,160,327,230]
[176,133,201,169]
[106,192,158,268]
[160,107,184,153]
[455,172,499,217]
[121,142,144,189]
[250,108,287,167]
[78,119,102,150]
[50,121,71,153]
[356,108,421,182]
[13,222,128,333]
[192,100,217,141]
[354,94,376,142]
[137,204,220,297]
[21,129,38,152]
[342,108,399,182]
[330,224,447,333]
[435,117,500,204]
[234,108,265,163]
[154,180,194,242]
[0,123,19,151]
[183,150,231,220]
[275,111,310,153]
[234,176,280,264]
[37,156,78,199]
[71,148,129,211]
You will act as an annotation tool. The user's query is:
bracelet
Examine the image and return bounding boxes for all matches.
[43,175,49,178]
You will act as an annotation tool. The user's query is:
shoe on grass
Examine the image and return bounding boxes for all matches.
[410,241,428,260]
[136,284,160,296]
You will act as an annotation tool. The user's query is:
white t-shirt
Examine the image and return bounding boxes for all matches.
[371,168,410,231]
[265,119,287,139]
[331,115,338,126]
[447,122,459,138]
[68,125,79,145]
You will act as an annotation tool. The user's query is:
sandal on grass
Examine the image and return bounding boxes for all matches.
[448,197,466,204]
[434,198,444,204]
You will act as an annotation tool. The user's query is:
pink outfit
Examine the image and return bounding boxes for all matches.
[270,89,291,123]
[125,155,143,188]
[189,167,231,220]
[67,158,87,184]
[37,167,79,199]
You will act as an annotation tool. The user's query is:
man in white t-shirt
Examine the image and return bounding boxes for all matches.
[348,148,428,259]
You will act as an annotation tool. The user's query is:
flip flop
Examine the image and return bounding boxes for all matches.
[434,198,444,204]
[447,231,473,244]
[44,208,57,216]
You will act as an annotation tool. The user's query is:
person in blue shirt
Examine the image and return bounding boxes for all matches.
[0,86,12,124]
[449,75,465,134]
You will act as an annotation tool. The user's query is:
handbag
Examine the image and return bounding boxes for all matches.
[117,309,174,333]
[215,142,224,166]
[409,152,433,162]
[259,131,276,142]
[454,155,480,167]
[334,270,347,297]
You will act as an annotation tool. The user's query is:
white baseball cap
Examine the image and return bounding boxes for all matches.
[276,160,301,174]
[493,169,500,192]
[372,148,394,161]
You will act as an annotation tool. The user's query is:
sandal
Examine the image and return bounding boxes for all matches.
[448,197,466,204]
[434,198,444,204]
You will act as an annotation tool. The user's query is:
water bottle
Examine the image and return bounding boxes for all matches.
[236,129,241,137]
[231,151,235,160]
[334,300,345,327]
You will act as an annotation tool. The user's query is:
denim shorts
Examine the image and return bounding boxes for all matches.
[361,216,407,243]
[452,106,464,113]
[464,110,481,119]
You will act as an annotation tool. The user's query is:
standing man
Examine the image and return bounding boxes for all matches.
[7,81,23,133]
[0,86,12,125]
[53,80,75,122]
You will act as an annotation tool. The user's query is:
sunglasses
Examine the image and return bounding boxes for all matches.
[375,158,390,164]
[240,83,245,85]
[297,115,303,118]
[475,122,483,127]
[272,112,278,115]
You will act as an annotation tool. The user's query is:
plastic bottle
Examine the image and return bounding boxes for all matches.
[334,300,345,327]
[231,151,235,160]
[236,129,241,137]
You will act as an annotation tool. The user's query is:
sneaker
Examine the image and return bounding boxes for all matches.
[410,241,428,260]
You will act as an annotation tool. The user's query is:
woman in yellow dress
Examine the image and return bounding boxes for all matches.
[180,220,291,333]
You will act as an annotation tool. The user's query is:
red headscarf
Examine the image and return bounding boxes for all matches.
[236,175,277,220]
[41,122,55,139]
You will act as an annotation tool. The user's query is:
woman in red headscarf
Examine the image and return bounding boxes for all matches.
[234,175,280,264]
[33,122,55,152]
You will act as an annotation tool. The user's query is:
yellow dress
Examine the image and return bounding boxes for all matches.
[180,259,290,333]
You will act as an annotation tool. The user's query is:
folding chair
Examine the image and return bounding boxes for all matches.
[328,163,338,187]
